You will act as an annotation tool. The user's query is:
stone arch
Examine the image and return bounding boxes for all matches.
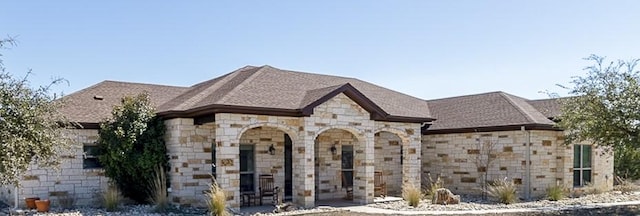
[374,127,410,196]
[315,125,365,141]
[236,122,299,142]
[374,127,411,144]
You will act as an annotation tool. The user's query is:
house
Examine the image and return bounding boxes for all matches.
[0,65,613,208]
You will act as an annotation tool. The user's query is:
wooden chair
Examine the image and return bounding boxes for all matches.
[374,171,387,197]
[259,174,278,205]
[342,173,353,200]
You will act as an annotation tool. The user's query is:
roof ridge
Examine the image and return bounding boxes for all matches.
[216,66,267,104]
[101,80,187,88]
[499,92,539,123]
[426,91,506,102]
[298,84,348,108]
[173,66,254,110]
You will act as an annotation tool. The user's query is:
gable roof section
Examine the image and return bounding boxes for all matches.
[157,65,433,123]
[425,91,559,134]
[60,80,188,126]
[527,98,562,119]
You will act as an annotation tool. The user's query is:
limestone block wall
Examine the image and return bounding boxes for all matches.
[164,118,216,207]
[238,127,286,193]
[374,121,422,194]
[0,129,108,207]
[422,130,614,198]
[314,129,357,200]
[374,132,402,196]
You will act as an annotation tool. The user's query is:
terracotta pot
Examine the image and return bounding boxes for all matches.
[35,199,50,212]
[25,197,40,209]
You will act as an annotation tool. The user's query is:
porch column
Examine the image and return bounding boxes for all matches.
[354,131,375,204]
[402,126,421,188]
[214,114,241,209]
[293,132,315,207]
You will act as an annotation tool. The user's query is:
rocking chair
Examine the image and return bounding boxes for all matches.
[259,174,278,205]
[374,171,387,197]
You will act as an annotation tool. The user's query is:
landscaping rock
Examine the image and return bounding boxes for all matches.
[273,202,298,213]
[431,188,461,205]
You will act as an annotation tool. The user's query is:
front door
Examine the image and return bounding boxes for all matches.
[284,134,293,200]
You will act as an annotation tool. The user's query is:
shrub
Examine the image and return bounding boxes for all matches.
[614,176,639,194]
[402,182,422,207]
[148,164,169,212]
[97,93,169,203]
[206,179,228,216]
[102,183,122,212]
[422,173,444,200]
[582,182,605,195]
[486,177,517,204]
[546,182,567,201]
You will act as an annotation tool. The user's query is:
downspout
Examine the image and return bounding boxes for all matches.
[14,185,18,209]
[521,126,531,200]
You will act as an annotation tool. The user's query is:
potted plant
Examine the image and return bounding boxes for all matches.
[24,197,39,209]
[34,199,50,212]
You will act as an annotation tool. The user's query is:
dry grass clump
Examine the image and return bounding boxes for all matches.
[205,179,228,216]
[422,173,444,200]
[546,182,567,201]
[402,182,423,207]
[148,165,169,212]
[102,183,122,212]
[486,177,517,204]
[582,182,605,195]
[614,176,639,194]
[58,193,75,209]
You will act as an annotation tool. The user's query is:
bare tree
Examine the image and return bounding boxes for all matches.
[473,136,498,199]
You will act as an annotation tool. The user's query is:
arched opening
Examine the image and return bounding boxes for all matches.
[374,131,405,196]
[313,128,360,201]
[236,126,295,205]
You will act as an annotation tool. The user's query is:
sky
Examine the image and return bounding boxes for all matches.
[1,1,639,100]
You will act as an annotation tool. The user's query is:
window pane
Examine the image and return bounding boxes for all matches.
[573,145,580,168]
[342,145,353,169]
[240,145,254,172]
[342,171,353,187]
[211,143,216,175]
[573,170,581,187]
[582,145,592,168]
[240,173,254,192]
[583,170,592,185]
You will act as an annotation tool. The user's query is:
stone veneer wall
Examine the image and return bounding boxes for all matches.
[164,119,216,207]
[238,127,286,193]
[374,132,402,196]
[0,129,108,207]
[422,130,614,199]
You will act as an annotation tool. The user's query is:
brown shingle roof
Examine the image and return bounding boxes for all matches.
[425,91,557,133]
[158,65,433,122]
[59,80,188,124]
[527,98,561,119]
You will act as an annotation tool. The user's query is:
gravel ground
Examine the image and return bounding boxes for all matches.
[3,191,640,215]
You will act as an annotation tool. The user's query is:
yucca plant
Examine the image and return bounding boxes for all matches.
[102,183,122,212]
[205,179,228,216]
[546,182,567,201]
[402,182,423,207]
[486,177,517,204]
[148,164,169,212]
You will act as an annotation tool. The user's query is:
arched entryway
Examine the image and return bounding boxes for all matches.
[374,131,405,196]
[236,125,297,205]
[313,128,361,201]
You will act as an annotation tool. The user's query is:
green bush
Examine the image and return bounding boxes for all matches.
[402,182,422,207]
[486,177,517,204]
[97,93,168,203]
[546,183,567,201]
[102,183,122,212]
[206,179,228,216]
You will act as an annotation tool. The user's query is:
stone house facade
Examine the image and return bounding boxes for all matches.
[0,65,613,209]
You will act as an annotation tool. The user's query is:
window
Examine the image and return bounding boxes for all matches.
[83,144,102,169]
[239,144,255,192]
[573,144,592,187]
[211,142,216,177]
[342,145,354,188]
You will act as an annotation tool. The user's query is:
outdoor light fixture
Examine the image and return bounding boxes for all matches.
[268,144,276,155]
[330,144,337,155]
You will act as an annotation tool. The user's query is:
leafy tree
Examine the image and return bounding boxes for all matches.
[97,93,168,203]
[557,55,640,179]
[0,38,70,186]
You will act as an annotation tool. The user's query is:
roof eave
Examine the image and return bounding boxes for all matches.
[423,123,561,135]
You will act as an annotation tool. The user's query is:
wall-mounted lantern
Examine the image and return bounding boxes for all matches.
[269,144,276,155]
[330,144,337,155]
